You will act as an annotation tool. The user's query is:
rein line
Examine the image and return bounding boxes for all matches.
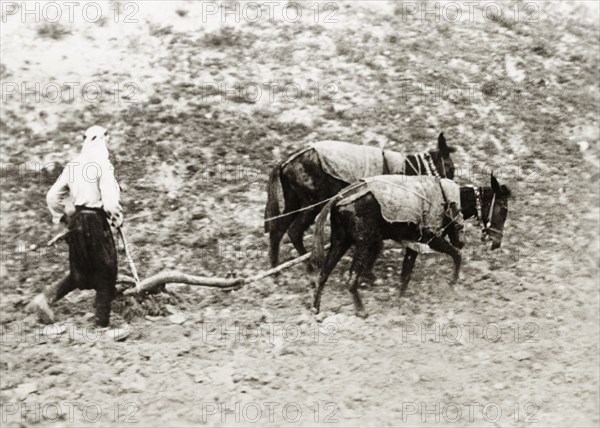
[263,181,365,223]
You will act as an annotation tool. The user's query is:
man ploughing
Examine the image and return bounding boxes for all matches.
[28,125,123,327]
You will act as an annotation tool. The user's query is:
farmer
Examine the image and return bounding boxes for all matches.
[28,125,123,327]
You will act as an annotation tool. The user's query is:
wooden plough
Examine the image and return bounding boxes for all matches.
[116,249,318,295]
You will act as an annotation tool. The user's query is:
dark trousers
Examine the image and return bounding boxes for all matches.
[49,207,118,326]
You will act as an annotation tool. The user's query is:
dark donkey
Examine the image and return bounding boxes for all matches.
[310,174,511,318]
[264,133,457,268]
[399,174,512,294]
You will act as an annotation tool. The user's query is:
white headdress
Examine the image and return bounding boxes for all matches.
[82,125,109,159]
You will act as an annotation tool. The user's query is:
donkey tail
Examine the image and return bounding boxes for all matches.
[264,164,282,233]
[312,196,339,270]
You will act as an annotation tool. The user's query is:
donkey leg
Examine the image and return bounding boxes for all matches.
[268,187,303,268]
[348,242,377,318]
[427,237,462,287]
[361,240,383,284]
[399,247,419,297]
[312,236,351,315]
[269,213,298,268]
[288,207,320,272]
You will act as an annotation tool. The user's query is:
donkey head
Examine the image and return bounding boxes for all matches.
[428,133,457,179]
[481,173,512,250]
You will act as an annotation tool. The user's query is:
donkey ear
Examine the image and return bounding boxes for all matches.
[438,132,456,155]
[491,173,501,194]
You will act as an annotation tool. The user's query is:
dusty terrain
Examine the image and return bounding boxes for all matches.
[1,1,599,426]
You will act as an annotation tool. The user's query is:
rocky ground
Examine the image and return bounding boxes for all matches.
[1,1,598,427]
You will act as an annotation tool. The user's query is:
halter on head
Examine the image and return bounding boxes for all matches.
[471,186,502,238]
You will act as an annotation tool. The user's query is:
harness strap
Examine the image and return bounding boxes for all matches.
[405,154,422,175]
[431,154,448,206]
[486,192,496,228]
[281,146,313,169]
[440,155,447,178]
[424,154,448,205]
[438,180,448,205]
[423,153,435,177]
[381,150,390,174]
[421,153,431,176]
[473,186,483,221]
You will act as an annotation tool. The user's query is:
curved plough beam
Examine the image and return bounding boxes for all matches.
[117,248,323,295]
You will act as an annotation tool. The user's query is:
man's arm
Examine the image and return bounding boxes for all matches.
[46,167,71,224]
[99,160,123,227]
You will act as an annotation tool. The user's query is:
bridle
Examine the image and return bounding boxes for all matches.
[471,186,503,238]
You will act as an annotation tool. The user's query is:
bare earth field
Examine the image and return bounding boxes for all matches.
[0,1,599,427]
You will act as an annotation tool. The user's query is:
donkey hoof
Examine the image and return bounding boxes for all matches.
[361,271,378,284]
[310,306,319,315]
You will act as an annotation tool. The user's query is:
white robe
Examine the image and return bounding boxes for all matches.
[46,139,122,227]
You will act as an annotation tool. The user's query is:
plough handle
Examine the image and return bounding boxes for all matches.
[118,227,141,290]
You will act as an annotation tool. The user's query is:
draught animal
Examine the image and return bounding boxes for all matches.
[310,174,511,318]
[264,133,457,268]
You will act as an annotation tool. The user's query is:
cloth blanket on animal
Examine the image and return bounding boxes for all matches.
[338,175,463,238]
[306,141,408,183]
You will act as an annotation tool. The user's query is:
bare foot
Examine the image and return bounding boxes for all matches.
[26,294,55,324]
